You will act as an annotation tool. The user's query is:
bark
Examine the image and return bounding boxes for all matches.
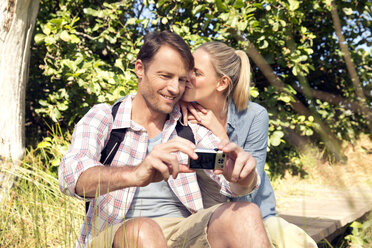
[0,0,40,202]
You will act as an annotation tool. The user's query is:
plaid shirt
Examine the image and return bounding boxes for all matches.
[58,94,239,247]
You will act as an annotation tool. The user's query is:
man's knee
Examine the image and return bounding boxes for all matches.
[113,217,166,248]
[212,202,262,223]
[208,202,270,248]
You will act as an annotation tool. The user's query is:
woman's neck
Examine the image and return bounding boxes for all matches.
[199,94,228,128]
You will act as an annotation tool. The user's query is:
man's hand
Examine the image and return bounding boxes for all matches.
[214,140,258,195]
[134,136,197,187]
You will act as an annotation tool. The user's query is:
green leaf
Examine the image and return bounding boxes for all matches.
[37,141,51,149]
[250,87,259,98]
[70,34,80,43]
[127,18,136,25]
[237,21,248,32]
[343,8,353,15]
[219,13,229,22]
[270,131,284,147]
[215,0,228,12]
[279,95,291,103]
[161,17,168,24]
[60,30,70,42]
[272,22,279,32]
[34,33,46,44]
[51,108,61,122]
[233,0,244,9]
[192,4,204,15]
[305,129,313,136]
[288,0,299,11]
[84,8,99,17]
[44,36,56,45]
[57,102,68,111]
[41,24,52,35]
[62,60,77,72]
[292,65,298,76]
[259,40,268,49]
[51,158,61,167]
[115,59,125,73]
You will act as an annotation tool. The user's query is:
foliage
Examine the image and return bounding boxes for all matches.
[27,0,143,137]
[345,213,372,247]
[28,0,372,177]
[35,123,71,177]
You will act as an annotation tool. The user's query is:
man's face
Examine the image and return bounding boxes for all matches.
[136,45,189,114]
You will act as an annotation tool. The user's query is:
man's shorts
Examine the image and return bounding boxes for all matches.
[264,216,318,248]
[90,204,222,248]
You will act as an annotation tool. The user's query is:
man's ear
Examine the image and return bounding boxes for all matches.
[216,75,230,92]
[135,59,144,80]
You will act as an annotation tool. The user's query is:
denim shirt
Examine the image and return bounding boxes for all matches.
[227,100,276,219]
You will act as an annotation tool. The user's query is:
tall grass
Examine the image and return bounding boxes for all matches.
[0,125,84,247]
[0,158,84,247]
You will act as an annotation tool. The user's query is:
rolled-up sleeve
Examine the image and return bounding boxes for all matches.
[58,104,112,200]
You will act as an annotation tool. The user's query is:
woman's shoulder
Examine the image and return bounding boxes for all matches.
[246,101,267,114]
[228,100,268,127]
[229,100,267,117]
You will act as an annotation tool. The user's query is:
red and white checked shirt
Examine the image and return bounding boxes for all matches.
[59,94,240,247]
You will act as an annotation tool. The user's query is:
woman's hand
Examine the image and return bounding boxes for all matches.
[180,101,206,125]
[180,101,228,140]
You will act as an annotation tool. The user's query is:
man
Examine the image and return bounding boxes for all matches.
[59,31,271,248]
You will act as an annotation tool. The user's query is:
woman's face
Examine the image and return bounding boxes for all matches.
[182,49,220,102]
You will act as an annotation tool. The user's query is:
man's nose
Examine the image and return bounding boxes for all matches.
[167,78,181,95]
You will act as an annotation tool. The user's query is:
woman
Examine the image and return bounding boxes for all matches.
[181,42,317,248]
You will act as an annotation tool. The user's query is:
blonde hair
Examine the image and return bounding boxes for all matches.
[197,42,251,111]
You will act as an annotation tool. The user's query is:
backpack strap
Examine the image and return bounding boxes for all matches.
[86,101,126,213]
[176,119,195,144]
[100,101,127,165]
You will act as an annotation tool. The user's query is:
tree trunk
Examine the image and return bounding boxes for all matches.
[0,0,40,202]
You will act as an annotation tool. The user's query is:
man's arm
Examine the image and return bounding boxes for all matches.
[59,104,139,199]
[59,104,113,199]
[75,166,137,198]
[75,136,197,197]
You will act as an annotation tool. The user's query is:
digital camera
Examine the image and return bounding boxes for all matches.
[189,148,226,170]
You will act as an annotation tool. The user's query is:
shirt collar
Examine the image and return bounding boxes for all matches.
[112,93,182,130]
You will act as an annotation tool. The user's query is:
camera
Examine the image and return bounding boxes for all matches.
[189,148,226,170]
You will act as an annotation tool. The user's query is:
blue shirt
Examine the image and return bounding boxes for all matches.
[126,132,190,219]
[227,100,276,219]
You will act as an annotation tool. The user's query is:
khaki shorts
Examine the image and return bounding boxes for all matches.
[264,216,317,248]
[90,204,222,248]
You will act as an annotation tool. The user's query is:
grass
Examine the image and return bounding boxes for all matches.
[0,150,84,247]
[0,133,371,247]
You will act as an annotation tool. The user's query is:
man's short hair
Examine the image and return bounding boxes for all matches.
[137,31,194,71]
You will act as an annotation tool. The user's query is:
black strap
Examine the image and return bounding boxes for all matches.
[86,101,126,213]
[100,101,126,165]
[86,102,195,213]
[176,119,195,144]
